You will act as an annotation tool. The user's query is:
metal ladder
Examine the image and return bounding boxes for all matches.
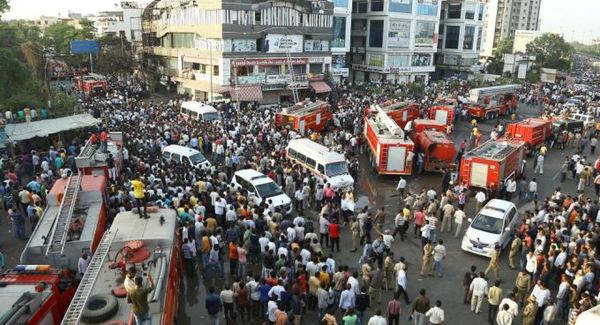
[286,49,300,104]
[45,174,82,256]
[61,229,117,325]
[78,139,96,159]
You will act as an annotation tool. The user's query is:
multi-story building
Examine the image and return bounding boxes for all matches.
[435,0,486,78]
[142,0,335,104]
[481,0,542,57]
[331,0,353,82]
[349,0,442,84]
[89,2,144,43]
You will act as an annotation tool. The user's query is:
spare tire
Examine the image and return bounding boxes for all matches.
[81,294,119,323]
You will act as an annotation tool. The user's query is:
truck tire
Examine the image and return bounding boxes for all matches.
[81,294,119,323]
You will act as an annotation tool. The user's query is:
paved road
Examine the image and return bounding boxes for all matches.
[0,102,591,324]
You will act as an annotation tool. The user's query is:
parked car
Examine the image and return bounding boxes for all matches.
[461,199,519,258]
[231,169,292,214]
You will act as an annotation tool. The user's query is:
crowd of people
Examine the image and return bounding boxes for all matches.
[0,66,599,325]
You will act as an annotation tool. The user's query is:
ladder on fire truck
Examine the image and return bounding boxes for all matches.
[45,174,83,256]
[286,49,300,104]
[61,229,117,325]
[78,138,96,160]
[375,105,404,137]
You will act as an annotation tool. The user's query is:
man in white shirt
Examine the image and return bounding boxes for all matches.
[499,292,519,319]
[77,253,91,277]
[496,303,514,325]
[475,190,486,211]
[469,272,489,314]
[338,284,356,312]
[425,300,445,325]
[505,178,517,201]
[528,178,538,201]
[347,271,360,295]
[396,177,407,196]
[433,240,447,277]
[453,208,466,238]
[396,267,410,304]
[531,281,551,309]
[367,309,387,325]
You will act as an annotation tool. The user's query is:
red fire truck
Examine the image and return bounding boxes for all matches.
[429,98,457,125]
[0,265,76,324]
[61,209,181,325]
[505,118,552,154]
[380,100,421,128]
[411,119,446,134]
[413,130,456,172]
[21,175,109,272]
[74,73,108,95]
[364,105,415,175]
[76,132,124,179]
[275,100,332,135]
[467,85,519,119]
[459,140,525,192]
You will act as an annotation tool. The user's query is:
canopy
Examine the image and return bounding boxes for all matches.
[4,114,100,142]
[229,84,263,102]
[310,81,332,94]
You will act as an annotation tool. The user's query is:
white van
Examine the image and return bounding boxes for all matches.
[162,145,211,169]
[231,169,292,214]
[286,138,354,192]
[180,101,220,121]
[568,113,594,128]
[461,199,519,258]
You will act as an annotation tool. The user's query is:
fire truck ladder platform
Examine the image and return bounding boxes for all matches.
[78,140,97,159]
[61,229,117,325]
[288,101,323,115]
[45,174,82,256]
[467,140,516,159]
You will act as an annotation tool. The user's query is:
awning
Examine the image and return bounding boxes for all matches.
[310,81,332,93]
[3,114,100,142]
[230,84,263,102]
[217,86,231,94]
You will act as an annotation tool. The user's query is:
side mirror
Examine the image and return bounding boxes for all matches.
[505,227,511,232]
[467,218,473,223]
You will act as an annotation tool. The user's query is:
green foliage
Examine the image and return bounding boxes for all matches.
[525,33,573,71]
[0,0,9,18]
[50,91,78,117]
[571,41,600,58]
[486,37,514,75]
[95,35,134,75]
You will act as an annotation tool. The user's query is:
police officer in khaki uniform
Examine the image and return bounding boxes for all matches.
[485,245,501,280]
[515,270,532,305]
[522,296,538,325]
[509,234,522,270]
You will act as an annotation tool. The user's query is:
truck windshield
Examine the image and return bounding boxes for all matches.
[255,182,284,199]
[189,153,207,164]
[470,213,503,234]
[326,162,349,177]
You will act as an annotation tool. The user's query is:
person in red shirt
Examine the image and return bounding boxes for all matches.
[329,218,340,252]
[100,129,108,153]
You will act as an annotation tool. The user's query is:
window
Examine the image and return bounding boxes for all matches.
[255,11,261,24]
[388,55,409,67]
[288,148,298,159]
[415,21,435,45]
[306,157,317,169]
[334,0,349,8]
[463,26,475,50]
[368,20,384,48]
[389,0,412,13]
[213,65,219,76]
[476,28,482,50]
[445,25,460,49]
[358,1,368,13]
[309,64,322,74]
[318,164,325,175]
[416,2,437,16]
[172,153,181,162]
[297,153,307,163]
[465,10,475,19]
[162,152,170,160]
[478,5,484,20]
[332,17,347,48]
[448,4,462,19]
[371,0,384,11]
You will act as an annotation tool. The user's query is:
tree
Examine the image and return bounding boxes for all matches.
[486,37,514,75]
[526,33,573,71]
[95,35,134,75]
[0,0,9,18]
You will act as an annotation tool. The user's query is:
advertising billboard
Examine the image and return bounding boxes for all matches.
[332,17,347,48]
[305,40,330,52]
[368,53,385,68]
[388,19,411,49]
[228,39,257,52]
[70,40,100,54]
[264,34,303,53]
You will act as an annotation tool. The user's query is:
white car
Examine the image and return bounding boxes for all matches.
[461,199,519,258]
[231,169,293,214]
[161,145,211,170]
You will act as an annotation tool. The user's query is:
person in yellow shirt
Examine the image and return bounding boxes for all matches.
[131,175,148,219]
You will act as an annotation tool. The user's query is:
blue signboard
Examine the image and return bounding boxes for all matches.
[70,40,100,54]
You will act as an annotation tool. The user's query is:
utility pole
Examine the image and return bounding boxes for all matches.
[89,53,94,73]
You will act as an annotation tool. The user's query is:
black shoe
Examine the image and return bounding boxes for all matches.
[144,216,150,219]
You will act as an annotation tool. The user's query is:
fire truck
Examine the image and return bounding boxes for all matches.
[275,100,332,135]
[75,132,124,179]
[364,105,415,175]
[429,98,457,125]
[411,119,446,134]
[505,118,552,154]
[379,100,421,128]
[20,174,109,272]
[413,130,456,172]
[61,209,181,325]
[467,85,520,119]
[0,265,77,324]
[459,140,525,192]
[74,73,108,95]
